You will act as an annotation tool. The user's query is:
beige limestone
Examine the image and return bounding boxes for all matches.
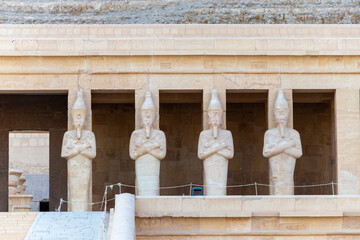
[8,169,22,195]
[17,176,26,195]
[9,132,49,174]
[0,212,38,240]
[198,89,234,196]
[263,89,302,195]
[61,89,96,211]
[8,195,32,212]
[134,196,360,239]
[335,89,360,195]
[0,24,360,239]
[130,90,166,196]
[8,170,32,212]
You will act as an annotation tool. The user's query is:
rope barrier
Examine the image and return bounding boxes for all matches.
[103,182,337,189]
[57,181,338,212]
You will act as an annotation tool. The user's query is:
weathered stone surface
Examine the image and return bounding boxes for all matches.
[24,212,105,240]
[62,89,96,211]
[130,90,166,196]
[1,0,360,24]
[198,89,234,196]
[263,89,302,195]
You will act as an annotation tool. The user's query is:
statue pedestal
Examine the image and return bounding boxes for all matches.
[9,195,33,212]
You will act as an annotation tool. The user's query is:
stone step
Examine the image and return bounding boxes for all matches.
[25,212,106,240]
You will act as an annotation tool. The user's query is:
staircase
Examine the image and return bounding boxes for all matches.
[25,212,106,240]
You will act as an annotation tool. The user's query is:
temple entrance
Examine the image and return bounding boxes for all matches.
[226,91,268,195]
[8,131,49,212]
[91,91,135,210]
[159,91,203,195]
[0,93,67,212]
[293,91,336,195]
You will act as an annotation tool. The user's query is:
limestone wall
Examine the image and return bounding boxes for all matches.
[0,24,359,202]
[1,0,360,24]
[0,212,38,240]
[9,132,49,174]
[135,196,360,239]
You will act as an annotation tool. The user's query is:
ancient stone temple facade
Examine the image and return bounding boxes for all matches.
[0,24,360,239]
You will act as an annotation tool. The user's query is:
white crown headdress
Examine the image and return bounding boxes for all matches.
[274,88,289,110]
[141,90,155,110]
[208,89,223,111]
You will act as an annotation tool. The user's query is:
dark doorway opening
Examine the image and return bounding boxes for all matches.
[293,91,336,195]
[92,91,135,210]
[0,93,67,212]
[159,91,203,196]
[226,91,268,195]
[39,200,49,212]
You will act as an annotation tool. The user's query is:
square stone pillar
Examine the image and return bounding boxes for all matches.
[67,88,93,211]
[336,89,360,195]
[135,89,159,129]
[268,88,293,129]
[203,89,226,130]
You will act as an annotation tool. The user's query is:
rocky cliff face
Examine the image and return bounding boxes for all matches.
[1,0,360,24]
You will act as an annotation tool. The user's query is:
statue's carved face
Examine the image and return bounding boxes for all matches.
[73,113,85,129]
[274,107,289,127]
[141,109,155,128]
[208,110,222,128]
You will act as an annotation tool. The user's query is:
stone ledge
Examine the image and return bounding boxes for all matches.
[0,38,359,56]
[2,25,360,56]
[137,230,360,236]
[2,25,360,38]
[280,211,343,217]
[135,196,360,218]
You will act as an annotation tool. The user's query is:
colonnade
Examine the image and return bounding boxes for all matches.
[63,87,360,211]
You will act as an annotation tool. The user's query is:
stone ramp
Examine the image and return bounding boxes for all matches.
[25,212,106,240]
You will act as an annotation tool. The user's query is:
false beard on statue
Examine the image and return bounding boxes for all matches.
[76,127,82,139]
[212,126,218,139]
[279,124,285,138]
[276,116,288,138]
[145,126,151,139]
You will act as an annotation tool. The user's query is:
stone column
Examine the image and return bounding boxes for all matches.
[66,88,93,211]
[336,89,360,195]
[268,88,293,129]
